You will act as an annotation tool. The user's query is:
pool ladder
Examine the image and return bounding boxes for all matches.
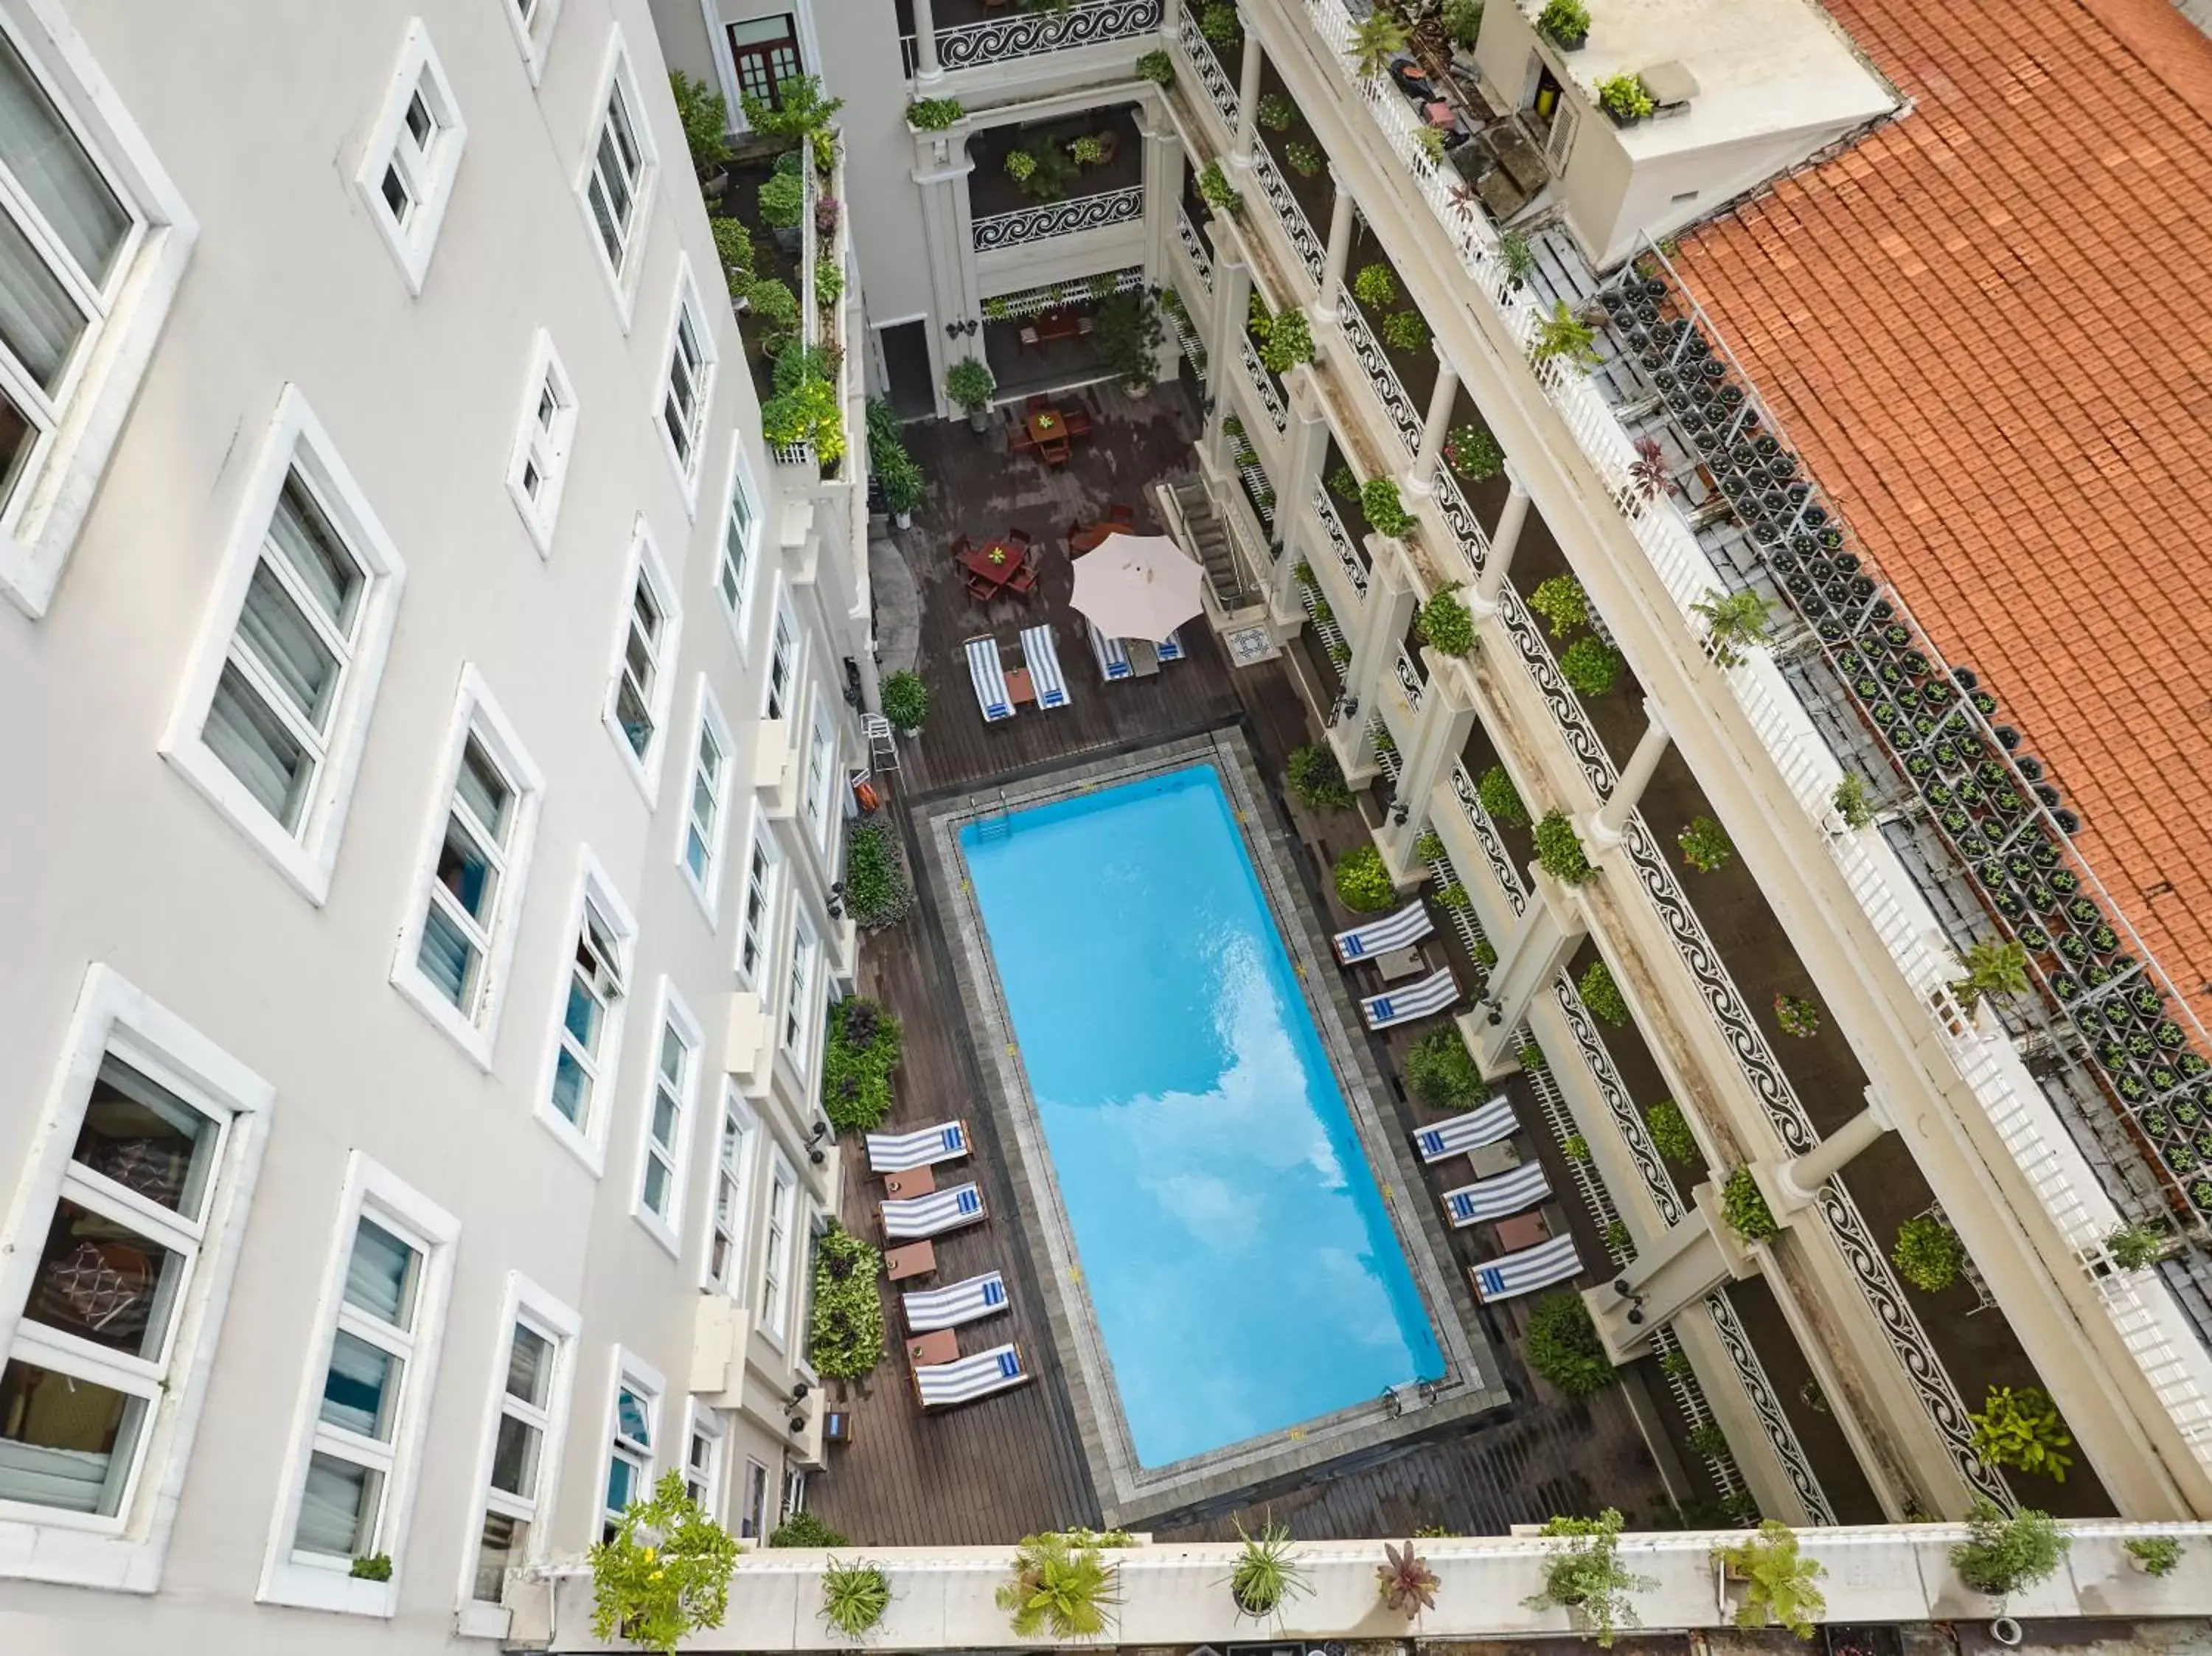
[974,789,1013,842]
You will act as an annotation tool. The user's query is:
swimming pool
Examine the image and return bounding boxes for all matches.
[959,763,1443,1467]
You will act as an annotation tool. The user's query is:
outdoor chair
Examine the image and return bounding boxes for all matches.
[903,1271,1009,1334]
[950,535,974,561]
[1040,439,1071,466]
[964,573,996,602]
[882,1181,989,1239]
[1105,501,1134,524]
[1006,546,1043,596]
[1061,407,1093,436]
[1411,1096,1516,1164]
[914,1343,1031,1410]
[1006,527,1032,550]
[1023,394,1052,414]
[866,1120,971,1175]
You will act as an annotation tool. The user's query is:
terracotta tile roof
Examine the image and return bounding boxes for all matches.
[1669,0,2212,1017]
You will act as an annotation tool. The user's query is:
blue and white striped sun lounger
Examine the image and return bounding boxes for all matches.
[1156,629,1186,663]
[1471,1234,1584,1304]
[1443,1161,1551,1229]
[1086,619,1133,681]
[865,1120,970,1175]
[882,1182,987,1240]
[1361,967,1460,1030]
[1412,1096,1516,1164]
[1020,625,1071,709]
[1333,902,1436,963]
[903,1270,1009,1333]
[914,1342,1032,1409]
[965,636,1013,722]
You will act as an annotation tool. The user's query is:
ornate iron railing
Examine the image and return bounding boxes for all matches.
[1311,486,1367,597]
[1177,4,1238,133]
[1251,139,1325,286]
[929,0,1160,70]
[972,184,1144,253]
[1176,209,1214,293]
[1240,337,1288,434]
[1334,291,1422,454]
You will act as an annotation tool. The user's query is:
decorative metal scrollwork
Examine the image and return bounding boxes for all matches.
[1450,763,1525,917]
[1431,464,1490,577]
[1705,1293,1837,1525]
[1396,649,1425,713]
[937,0,1161,68]
[1334,293,1423,454]
[1241,338,1288,434]
[1251,142,1324,286]
[1177,211,1214,293]
[1312,487,1368,597]
[972,186,1144,253]
[1551,978,1682,1225]
[1177,6,1238,131]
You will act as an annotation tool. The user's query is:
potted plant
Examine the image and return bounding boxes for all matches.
[1677,815,1732,872]
[1578,959,1627,1024]
[1691,587,1773,668]
[1595,72,1653,124]
[1537,0,1590,49]
[945,357,996,431]
[589,1471,741,1655]
[1953,939,2031,1011]
[1197,159,1243,215]
[1360,476,1413,537]
[1334,844,1397,912]
[1350,10,1410,77]
[1406,1026,1485,1107]
[1523,1510,1652,1646]
[1444,423,1503,481]
[1478,763,1529,827]
[1095,289,1164,397]
[1376,1540,1439,1618]
[1135,48,1175,88]
[1644,1099,1696,1162]
[1285,742,1353,810]
[1528,573,1590,636]
[996,1531,1119,1638]
[1832,770,1877,830]
[1498,229,1535,292]
[1720,1166,1778,1242]
[669,71,732,184]
[880,669,928,738]
[906,95,963,131]
[1417,587,1475,657]
[878,448,925,528]
[1530,299,1601,370]
[1970,1385,2074,1482]
[821,1557,892,1640]
[1523,1290,1615,1396]
[758,169,806,255]
[1772,994,1819,1038]
[1227,1516,1309,1619]
[1534,809,1594,884]
[2126,1536,2183,1576]
[1559,636,1621,696]
[1952,1497,2068,1601]
[2105,1222,2166,1271]
[1891,1214,1965,1293]
[1715,1520,1826,1638]
[349,1553,392,1581]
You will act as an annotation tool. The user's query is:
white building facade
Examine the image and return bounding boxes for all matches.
[0,0,867,1647]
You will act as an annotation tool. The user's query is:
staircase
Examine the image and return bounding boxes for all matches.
[1166,479,1254,608]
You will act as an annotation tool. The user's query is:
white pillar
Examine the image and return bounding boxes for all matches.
[1231,27,1265,169]
[1135,108,1183,293]
[1317,173,1355,317]
[1203,251,1252,473]
[911,0,942,81]
[1405,348,1458,498]
[1329,548,1414,779]
[1270,380,1331,619]
[1587,701,1669,846]
[1470,470,1531,612]
[1778,1092,1893,1207]
[1468,872,1587,1071]
[1381,667,1476,872]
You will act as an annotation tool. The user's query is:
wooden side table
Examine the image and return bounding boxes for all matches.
[884,1240,936,1281]
[883,1167,936,1200]
[906,1329,960,1367]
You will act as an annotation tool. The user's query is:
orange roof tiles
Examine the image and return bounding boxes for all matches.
[1669,0,2212,1017]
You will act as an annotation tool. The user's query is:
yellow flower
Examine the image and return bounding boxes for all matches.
[642,1547,658,1562]
[650,1568,665,1581]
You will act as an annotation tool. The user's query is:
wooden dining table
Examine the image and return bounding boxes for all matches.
[959,538,1023,592]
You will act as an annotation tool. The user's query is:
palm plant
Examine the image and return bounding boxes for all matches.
[997,1533,1118,1638]
[1376,1540,1439,1616]
[1691,587,1772,668]
[1226,1516,1310,1619]
[820,1559,892,1639]
[1529,299,1600,370]
[1954,939,2031,1011]
[1350,11,1410,78]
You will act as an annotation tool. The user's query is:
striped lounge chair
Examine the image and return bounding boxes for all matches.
[882,1182,987,1240]
[1020,624,1071,709]
[1155,628,1186,663]
[965,636,1014,722]
[865,1120,970,1175]
[1361,967,1459,1031]
[1441,1161,1551,1229]
[1333,901,1435,964]
[903,1270,1009,1333]
[914,1342,1032,1410]
[1086,619,1133,681]
[1470,1234,1584,1304]
[1411,1096,1516,1164]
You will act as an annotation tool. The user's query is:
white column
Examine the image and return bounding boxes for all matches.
[1203,251,1252,474]
[911,0,942,81]
[1404,348,1458,498]
[912,136,978,419]
[1329,549,1414,780]
[1381,669,1476,872]
[1468,872,1587,1071]
[1270,381,1331,619]
[1469,469,1531,612]
[1135,109,1183,293]
[1231,27,1265,169]
[1316,173,1355,317]
[1587,701,1669,846]
[1778,1092,1893,1207]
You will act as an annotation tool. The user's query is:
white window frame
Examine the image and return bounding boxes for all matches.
[676,678,733,924]
[257,1153,459,1618]
[575,30,658,328]
[532,847,639,1175]
[801,699,837,852]
[599,1348,664,1542]
[733,810,780,989]
[699,1085,759,1295]
[680,1402,725,1520]
[0,0,198,621]
[629,980,702,1256]
[389,666,544,1068]
[354,20,467,295]
[504,329,578,556]
[758,1152,799,1350]
[781,913,818,1067]
[655,258,715,504]
[762,587,799,723]
[0,964,273,1593]
[714,440,761,656]
[737,1455,771,1542]
[455,1274,577,1640]
[161,386,408,905]
[602,516,682,806]
[501,0,566,85]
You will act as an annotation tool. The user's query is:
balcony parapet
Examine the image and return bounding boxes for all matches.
[971,182,1144,253]
[915,0,1162,74]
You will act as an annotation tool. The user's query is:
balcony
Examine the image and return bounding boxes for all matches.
[966,104,1145,256]
[900,0,1163,77]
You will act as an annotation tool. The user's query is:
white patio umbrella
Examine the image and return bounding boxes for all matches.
[1068,531,1204,644]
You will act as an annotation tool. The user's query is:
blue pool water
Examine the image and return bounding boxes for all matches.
[959,764,1443,1467]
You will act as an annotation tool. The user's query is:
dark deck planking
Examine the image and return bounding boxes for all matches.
[808,394,1673,1546]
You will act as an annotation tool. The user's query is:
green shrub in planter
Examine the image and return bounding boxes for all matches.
[1256,92,1298,133]
[906,96,964,130]
[1951,1497,2067,1597]
[758,170,806,229]
[1970,1385,2073,1482]
[2106,1222,2165,1271]
[1326,464,1360,502]
[1595,73,1653,122]
[1721,1166,1778,1242]
[1602,1218,1631,1255]
[1525,1509,1652,1646]
[1406,1028,1484,1109]
[1444,423,1503,481]
[1578,960,1627,1024]
[1228,1516,1310,1618]
[1537,0,1590,46]
[877,445,924,516]
[1442,0,1484,49]
[1562,1133,1589,1161]
[1644,1099,1696,1163]
[807,1222,886,1380]
[1524,1291,1615,1397]
[1334,845,1397,913]
[820,998,903,1133]
[821,1559,893,1637]
[1528,574,1590,636]
[1473,937,1498,967]
[1436,881,1470,908]
[1285,140,1324,175]
[1382,309,1429,352]
[1417,588,1475,656]
[591,1471,740,1655]
[1891,1214,1965,1293]
[1677,815,1733,872]
[945,356,996,416]
[1832,770,1877,829]
[1478,763,1528,827]
[1685,1420,1729,1460]
[998,1532,1120,1638]
[710,218,755,298]
[1135,49,1175,87]
[1360,476,1413,536]
[1717,1521,1826,1639]
[1349,10,1409,77]
[1256,306,1315,374]
[1534,810,1594,883]
[1530,299,1601,371]
[1199,1,1242,44]
[1772,994,1820,1038]
[1197,159,1242,214]
[844,821,912,929]
[2126,1536,2183,1577]
[1414,829,1446,863]
[1352,262,1398,309]
[1286,742,1353,810]
[1517,1040,1545,1071]
[771,1511,849,1548]
[1559,636,1621,696]
[880,669,928,734]
[349,1553,392,1581]
[744,278,801,352]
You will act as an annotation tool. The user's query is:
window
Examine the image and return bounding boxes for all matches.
[0,13,195,620]
[681,1405,723,1517]
[678,681,731,919]
[764,597,796,721]
[632,984,700,1250]
[603,521,681,801]
[537,851,639,1170]
[715,450,759,650]
[579,35,658,320]
[701,1088,757,1293]
[734,823,779,987]
[802,706,836,849]
[738,1458,770,1540]
[726,15,801,110]
[163,387,407,904]
[0,965,271,1592]
[600,1351,662,1542]
[392,668,543,1066]
[505,330,577,554]
[459,1277,577,1638]
[782,916,818,1062]
[759,1155,798,1346]
[261,1155,459,1614]
[501,0,566,83]
[658,265,714,495]
[356,21,466,293]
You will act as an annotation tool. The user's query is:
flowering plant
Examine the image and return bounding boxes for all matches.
[590,1472,739,1655]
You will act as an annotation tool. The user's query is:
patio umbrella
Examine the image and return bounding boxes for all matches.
[1068,532,1203,643]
